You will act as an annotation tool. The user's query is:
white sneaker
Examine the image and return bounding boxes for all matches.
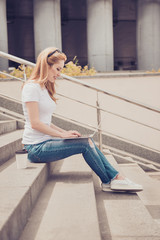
[110,178,143,192]
[101,183,111,192]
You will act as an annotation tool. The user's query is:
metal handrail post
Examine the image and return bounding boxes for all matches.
[96,92,103,151]
[23,65,27,81]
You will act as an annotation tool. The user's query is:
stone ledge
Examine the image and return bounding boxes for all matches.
[0,161,49,240]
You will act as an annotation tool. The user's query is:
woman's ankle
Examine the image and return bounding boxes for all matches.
[115,174,125,180]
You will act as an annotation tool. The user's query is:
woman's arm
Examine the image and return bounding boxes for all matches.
[26,102,81,138]
[50,123,66,133]
[51,123,81,137]
[50,123,81,136]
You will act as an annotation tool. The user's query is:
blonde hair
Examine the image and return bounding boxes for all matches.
[29,47,67,102]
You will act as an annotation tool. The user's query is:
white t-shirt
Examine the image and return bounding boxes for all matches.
[22,82,56,144]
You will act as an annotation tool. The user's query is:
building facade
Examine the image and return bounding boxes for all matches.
[1,0,160,72]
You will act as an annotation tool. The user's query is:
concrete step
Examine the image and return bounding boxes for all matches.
[0,156,15,173]
[106,154,160,206]
[119,163,160,205]
[121,155,159,172]
[0,107,24,129]
[0,112,14,121]
[19,155,101,240]
[148,171,160,181]
[0,106,24,121]
[0,120,17,135]
[119,162,160,223]
[103,146,160,171]
[0,158,51,240]
[94,180,160,240]
[92,154,160,240]
[1,149,159,240]
[0,94,23,116]
[0,129,24,165]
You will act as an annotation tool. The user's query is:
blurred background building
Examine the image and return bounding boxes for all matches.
[1,0,160,72]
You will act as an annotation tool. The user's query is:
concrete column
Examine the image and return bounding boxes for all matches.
[12,0,34,62]
[0,0,8,70]
[33,0,62,58]
[137,0,160,70]
[87,0,113,72]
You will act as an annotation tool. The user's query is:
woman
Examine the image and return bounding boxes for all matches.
[22,47,143,192]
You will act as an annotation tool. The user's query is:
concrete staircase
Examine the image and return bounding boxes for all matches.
[0,111,56,240]
[95,154,160,240]
[0,98,160,240]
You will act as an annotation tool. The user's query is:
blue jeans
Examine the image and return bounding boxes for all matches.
[24,138,118,184]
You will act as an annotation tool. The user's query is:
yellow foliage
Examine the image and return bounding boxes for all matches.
[146,68,160,73]
[0,65,33,79]
[0,58,96,79]
[10,65,33,78]
[61,58,96,76]
[0,71,8,78]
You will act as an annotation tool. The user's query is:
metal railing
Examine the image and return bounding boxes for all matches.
[0,51,160,151]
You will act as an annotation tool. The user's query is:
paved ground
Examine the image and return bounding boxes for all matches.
[0,73,160,151]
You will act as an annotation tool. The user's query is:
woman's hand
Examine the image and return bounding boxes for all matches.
[60,130,81,138]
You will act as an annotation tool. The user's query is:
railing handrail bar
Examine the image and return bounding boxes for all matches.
[0,51,35,67]
[55,112,160,154]
[1,86,159,134]
[0,70,24,82]
[0,51,160,114]
[60,74,160,114]
[57,92,160,132]
[1,91,160,154]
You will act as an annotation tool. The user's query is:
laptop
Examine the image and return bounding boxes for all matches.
[62,125,99,140]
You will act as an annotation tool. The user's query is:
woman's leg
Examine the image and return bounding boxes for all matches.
[81,138,118,183]
[25,138,118,184]
[91,140,119,180]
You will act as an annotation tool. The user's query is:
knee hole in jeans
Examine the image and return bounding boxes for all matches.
[88,138,94,148]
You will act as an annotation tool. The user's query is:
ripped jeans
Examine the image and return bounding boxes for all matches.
[24,138,118,184]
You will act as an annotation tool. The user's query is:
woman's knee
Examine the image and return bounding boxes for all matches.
[88,138,95,148]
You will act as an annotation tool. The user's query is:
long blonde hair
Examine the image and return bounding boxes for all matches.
[29,47,67,102]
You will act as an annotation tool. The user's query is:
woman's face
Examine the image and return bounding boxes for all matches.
[48,60,64,83]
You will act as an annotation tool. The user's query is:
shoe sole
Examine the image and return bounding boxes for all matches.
[102,188,143,193]
[102,188,113,192]
[111,187,143,192]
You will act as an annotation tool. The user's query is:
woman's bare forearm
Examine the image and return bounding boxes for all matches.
[50,123,66,133]
[32,120,64,137]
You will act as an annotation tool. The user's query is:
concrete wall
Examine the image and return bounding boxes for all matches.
[34,0,62,58]
[7,0,35,66]
[61,0,87,66]
[4,0,160,71]
[137,0,160,71]
[113,0,137,70]
[0,0,8,70]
